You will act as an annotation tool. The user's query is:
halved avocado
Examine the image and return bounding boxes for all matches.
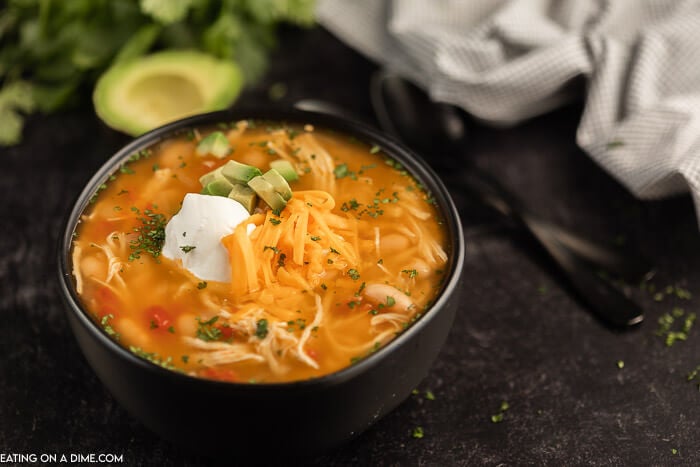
[93,50,243,136]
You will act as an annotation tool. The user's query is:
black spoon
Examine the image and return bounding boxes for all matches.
[368,70,653,327]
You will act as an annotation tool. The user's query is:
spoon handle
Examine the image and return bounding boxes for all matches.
[461,168,654,284]
[461,170,644,326]
[526,217,645,327]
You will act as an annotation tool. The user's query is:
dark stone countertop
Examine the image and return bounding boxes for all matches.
[2,27,700,466]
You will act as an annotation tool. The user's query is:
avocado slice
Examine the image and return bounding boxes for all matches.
[248,176,287,214]
[228,184,258,214]
[270,159,299,182]
[93,50,243,136]
[261,169,293,201]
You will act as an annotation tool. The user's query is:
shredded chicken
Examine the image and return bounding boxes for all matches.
[72,244,84,294]
[364,283,415,313]
[87,231,128,289]
[183,294,324,375]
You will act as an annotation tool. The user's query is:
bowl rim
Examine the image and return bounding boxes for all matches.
[57,107,465,391]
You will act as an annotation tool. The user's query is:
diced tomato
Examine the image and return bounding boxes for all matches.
[145,305,172,330]
[218,325,234,340]
[306,348,320,361]
[200,368,238,382]
[95,287,120,318]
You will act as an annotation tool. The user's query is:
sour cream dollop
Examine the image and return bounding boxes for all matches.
[162,193,250,282]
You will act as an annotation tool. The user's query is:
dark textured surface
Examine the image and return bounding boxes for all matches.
[2,26,700,466]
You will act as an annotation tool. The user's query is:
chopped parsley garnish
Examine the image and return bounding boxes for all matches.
[491,400,509,423]
[278,253,287,268]
[168,326,175,334]
[358,163,376,174]
[89,183,108,204]
[411,426,424,439]
[320,283,328,290]
[119,165,135,175]
[355,282,366,296]
[607,141,624,150]
[180,245,196,253]
[255,319,269,339]
[333,163,357,180]
[152,163,160,171]
[370,145,381,154]
[656,308,696,346]
[128,207,167,261]
[329,247,340,254]
[402,269,418,278]
[310,235,321,241]
[348,269,360,280]
[386,296,396,307]
[334,163,348,178]
[129,346,178,371]
[269,218,282,225]
[264,245,281,254]
[617,360,624,369]
[425,390,435,400]
[150,320,158,329]
[197,281,207,289]
[100,314,119,339]
[340,198,360,212]
[181,355,189,364]
[196,316,221,342]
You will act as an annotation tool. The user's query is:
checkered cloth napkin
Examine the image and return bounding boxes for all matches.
[318,0,700,220]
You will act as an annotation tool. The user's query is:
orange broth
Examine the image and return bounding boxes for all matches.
[72,121,449,383]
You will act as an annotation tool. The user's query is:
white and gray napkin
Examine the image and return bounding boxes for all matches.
[318,0,700,223]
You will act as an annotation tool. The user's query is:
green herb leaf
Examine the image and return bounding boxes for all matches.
[401,269,418,279]
[129,346,178,371]
[196,316,221,341]
[128,207,167,261]
[255,319,269,339]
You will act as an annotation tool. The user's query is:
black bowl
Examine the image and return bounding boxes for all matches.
[57,108,465,459]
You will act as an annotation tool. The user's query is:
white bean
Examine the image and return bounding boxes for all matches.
[176,313,198,336]
[117,318,151,348]
[380,234,411,254]
[80,255,105,281]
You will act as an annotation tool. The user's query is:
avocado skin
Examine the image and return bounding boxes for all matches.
[93,50,243,136]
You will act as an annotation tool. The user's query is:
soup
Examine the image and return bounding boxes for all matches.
[72,121,449,383]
